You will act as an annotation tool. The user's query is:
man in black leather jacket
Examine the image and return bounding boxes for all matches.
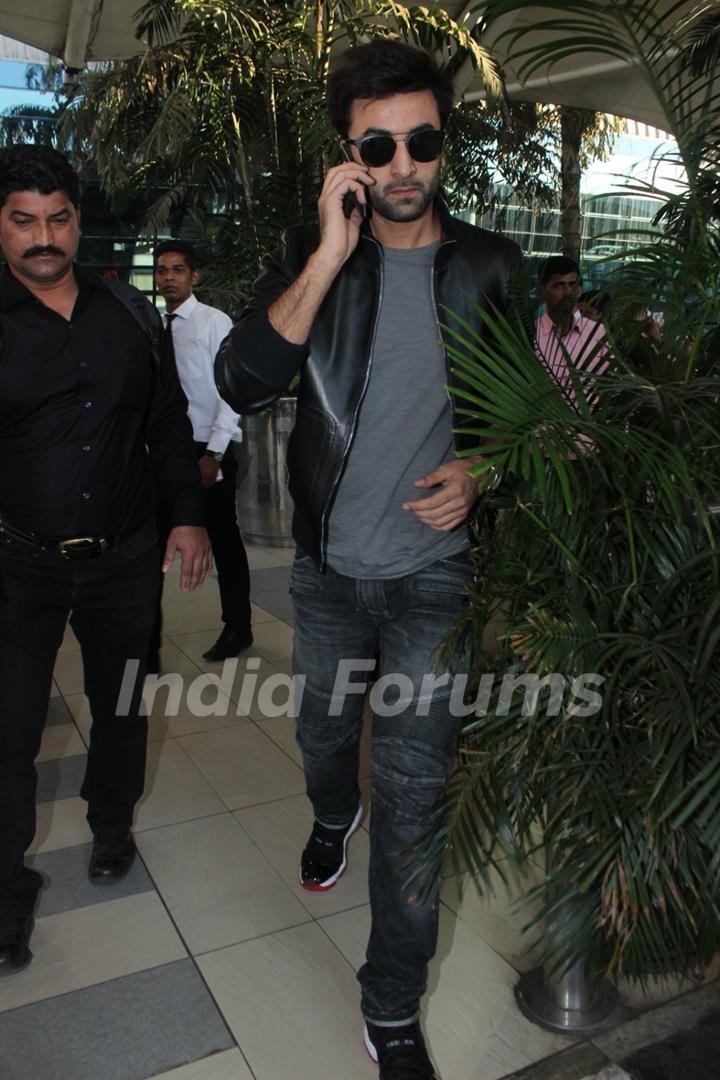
[216,40,521,1080]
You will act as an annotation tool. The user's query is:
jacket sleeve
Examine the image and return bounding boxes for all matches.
[215,230,310,415]
[146,321,205,527]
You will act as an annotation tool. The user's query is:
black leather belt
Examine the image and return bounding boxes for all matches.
[0,515,116,559]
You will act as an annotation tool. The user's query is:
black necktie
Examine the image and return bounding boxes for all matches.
[162,312,178,372]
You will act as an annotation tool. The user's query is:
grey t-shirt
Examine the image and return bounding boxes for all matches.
[326,242,470,579]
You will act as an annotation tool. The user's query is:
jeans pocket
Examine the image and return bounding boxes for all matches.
[289,552,321,596]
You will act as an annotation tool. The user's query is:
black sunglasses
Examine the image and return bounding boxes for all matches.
[343,128,445,168]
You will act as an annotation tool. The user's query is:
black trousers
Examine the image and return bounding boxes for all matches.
[0,523,158,916]
[152,443,251,654]
[201,444,251,630]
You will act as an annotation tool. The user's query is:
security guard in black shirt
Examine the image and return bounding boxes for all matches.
[0,145,212,976]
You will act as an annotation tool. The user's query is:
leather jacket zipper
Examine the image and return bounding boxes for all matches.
[430,236,456,404]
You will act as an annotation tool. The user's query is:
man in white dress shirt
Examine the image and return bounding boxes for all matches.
[153,240,252,661]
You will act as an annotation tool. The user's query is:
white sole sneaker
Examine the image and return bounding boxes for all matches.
[362,1023,441,1077]
[363,1024,379,1062]
[300,803,363,891]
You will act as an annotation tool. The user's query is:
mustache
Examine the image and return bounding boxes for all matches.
[23,245,65,258]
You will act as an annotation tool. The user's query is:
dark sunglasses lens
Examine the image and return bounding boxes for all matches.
[358,136,397,167]
[407,130,444,162]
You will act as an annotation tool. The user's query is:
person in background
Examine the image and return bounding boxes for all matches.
[0,146,211,976]
[153,240,252,664]
[215,39,521,1080]
[536,255,608,390]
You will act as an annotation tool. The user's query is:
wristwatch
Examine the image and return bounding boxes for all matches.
[204,450,224,463]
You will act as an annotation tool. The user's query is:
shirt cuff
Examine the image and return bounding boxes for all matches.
[205,435,232,456]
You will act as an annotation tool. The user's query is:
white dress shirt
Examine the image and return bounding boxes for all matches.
[164,293,241,454]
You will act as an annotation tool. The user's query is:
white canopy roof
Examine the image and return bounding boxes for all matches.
[0,1,163,69]
[0,1,700,128]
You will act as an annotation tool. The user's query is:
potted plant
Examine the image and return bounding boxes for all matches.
[422,0,720,1030]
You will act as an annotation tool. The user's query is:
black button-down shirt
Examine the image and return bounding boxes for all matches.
[0,265,203,537]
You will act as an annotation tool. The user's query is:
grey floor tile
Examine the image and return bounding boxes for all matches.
[250,565,291,593]
[46,697,72,726]
[36,754,87,804]
[504,1041,609,1078]
[0,959,234,1080]
[621,1009,720,1080]
[28,842,153,918]
[251,589,294,625]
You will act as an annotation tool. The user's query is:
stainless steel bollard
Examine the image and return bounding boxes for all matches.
[515,845,623,1034]
[516,956,622,1034]
[236,397,296,548]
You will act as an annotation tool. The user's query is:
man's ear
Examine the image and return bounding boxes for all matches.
[191,268,200,287]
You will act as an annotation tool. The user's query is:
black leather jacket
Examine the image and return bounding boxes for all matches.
[216,201,521,567]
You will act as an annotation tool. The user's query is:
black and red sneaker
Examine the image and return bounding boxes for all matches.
[364,1021,439,1079]
[299,804,363,891]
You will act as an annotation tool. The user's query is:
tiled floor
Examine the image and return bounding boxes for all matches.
[1,544,709,1080]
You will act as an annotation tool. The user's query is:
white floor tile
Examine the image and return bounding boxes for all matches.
[234,794,370,918]
[168,630,262,674]
[28,797,92,855]
[618,971,710,1008]
[440,865,544,973]
[268,547,297,564]
[319,904,573,1080]
[37,722,87,762]
[52,650,85,695]
[197,923,375,1080]
[134,739,226,831]
[253,714,302,765]
[157,638,205,678]
[179,725,306,810]
[0,892,186,1014]
[161,603,223,635]
[250,602,278,624]
[244,545,293,569]
[142,677,247,739]
[148,1049,254,1080]
[57,622,78,652]
[137,814,309,955]
[60,694,91,746]
[250,619,294,662]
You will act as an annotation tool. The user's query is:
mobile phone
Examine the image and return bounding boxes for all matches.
[342,189,372,221]
[340,144,372,220]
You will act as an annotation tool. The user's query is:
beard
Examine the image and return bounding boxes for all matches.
[368,169,441,223]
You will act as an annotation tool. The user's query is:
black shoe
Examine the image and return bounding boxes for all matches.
[0,914,34,976]
[364,1021,439,1079]
[202,626,253,661]
[88,831,136,884]
[300,804,363,891]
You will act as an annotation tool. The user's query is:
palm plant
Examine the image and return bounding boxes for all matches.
[425,0,720,986]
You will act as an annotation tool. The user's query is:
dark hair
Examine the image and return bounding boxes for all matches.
[327,39,455,138]
[540,255,580,285]
[154,239,199,271]
[0,144,80,209]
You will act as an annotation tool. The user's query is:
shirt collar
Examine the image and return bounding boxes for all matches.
[538,309,582,336]
[165,293,198,321]
[0,263,98,312]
